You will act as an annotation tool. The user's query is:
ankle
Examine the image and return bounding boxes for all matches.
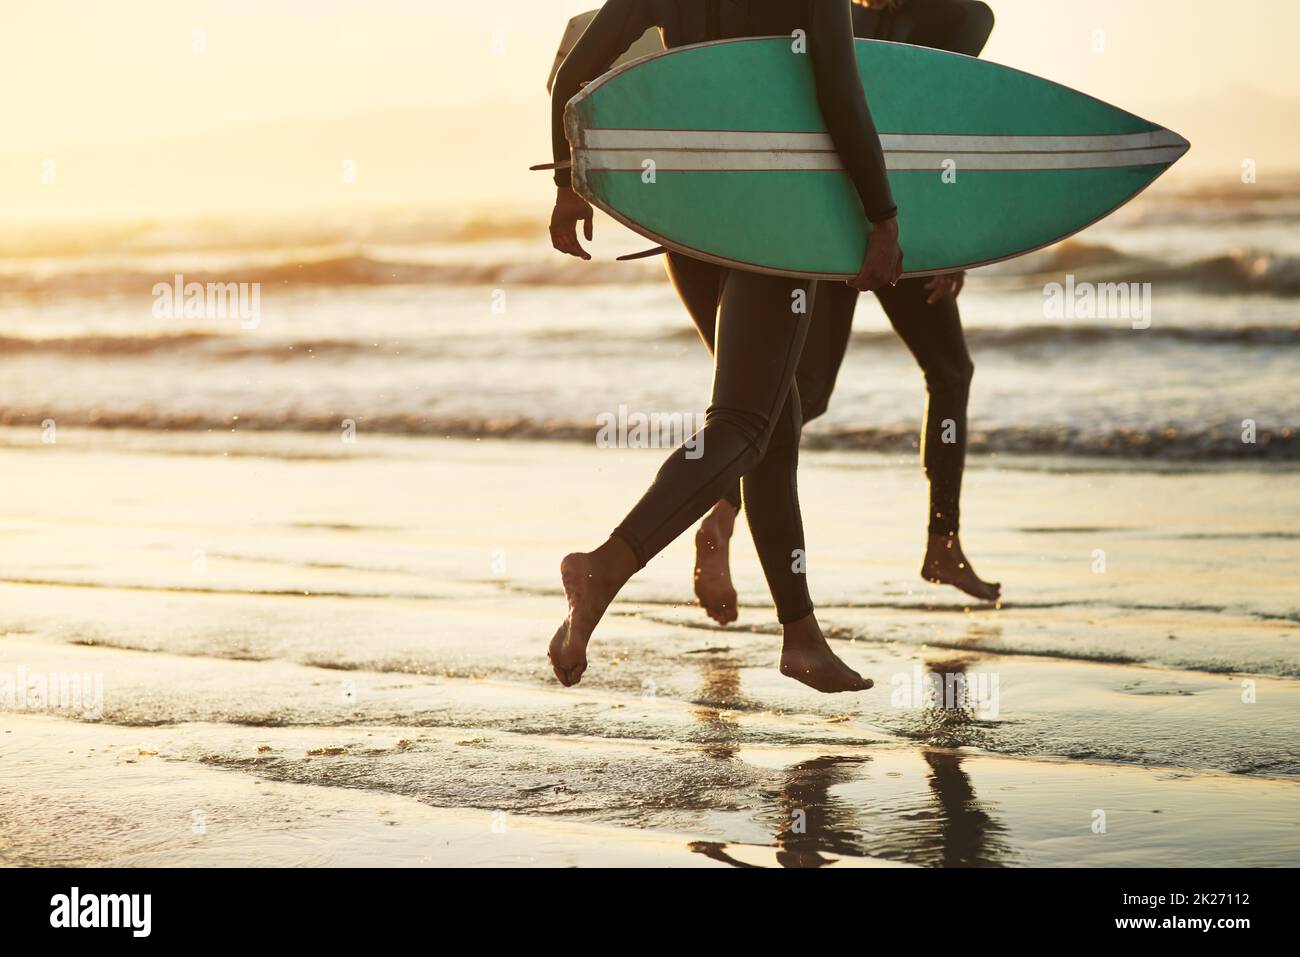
[589,536,638,589]
[781,612,821,646]
[929,531,960,550]
[696,522,730,549]
[702,502,738,538]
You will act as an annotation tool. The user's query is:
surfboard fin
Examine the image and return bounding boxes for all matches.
[617,247,667,262]
[529,161,572,172]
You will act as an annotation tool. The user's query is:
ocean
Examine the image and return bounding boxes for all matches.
[1,178,1297,460]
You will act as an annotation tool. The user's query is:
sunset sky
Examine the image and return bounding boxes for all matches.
[4,0,1297,225]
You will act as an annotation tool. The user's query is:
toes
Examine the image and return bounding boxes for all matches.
[551,661,585,687]
[845,668,873,692]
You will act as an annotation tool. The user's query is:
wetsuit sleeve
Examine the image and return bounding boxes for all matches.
[808,0,897,222]
[551,0,658,189]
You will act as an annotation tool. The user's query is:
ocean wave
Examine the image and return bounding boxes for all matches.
[2,408,1295,460]
[1151,250,1300,296]
[0,212,552,260]
[982,240,1300,295]
[0,254,658,297]
[556,320,1300,350]
[2,320,1294,360]
[4,243,1300,297]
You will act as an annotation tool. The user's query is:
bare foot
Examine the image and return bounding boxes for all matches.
[922,533,1001,603]
[694,502,739,625]
[779,614,873,693]
[549,541,634,687]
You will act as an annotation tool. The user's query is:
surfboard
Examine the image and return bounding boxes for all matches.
[546,12,663,94]
[563,37,1190,279]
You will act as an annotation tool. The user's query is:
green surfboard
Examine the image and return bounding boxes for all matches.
[564,37,1190,279]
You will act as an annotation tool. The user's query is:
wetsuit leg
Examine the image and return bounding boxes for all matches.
[665,253,740,505]
[796,281,860,423]
[741,326,813,624]
[613,266,816,622]
[665,252,724,351]
[713,279,860,511]
[874,277,974,536]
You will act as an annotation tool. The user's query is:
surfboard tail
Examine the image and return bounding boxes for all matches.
[563,99,591,198]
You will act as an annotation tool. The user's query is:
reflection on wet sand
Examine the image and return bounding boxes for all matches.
[768,755,873,868]
[691,655,1013,867]
[914,749,1014,867]
[689,650,747,761]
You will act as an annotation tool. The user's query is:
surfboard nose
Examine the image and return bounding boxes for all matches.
[1165,128,1191,160]
[1150,121,1191,162]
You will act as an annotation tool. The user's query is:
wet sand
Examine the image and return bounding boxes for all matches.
[1,428,1297,866]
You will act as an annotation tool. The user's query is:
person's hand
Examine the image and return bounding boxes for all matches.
[550,187,594,260]
[848,216,902,292]
[923,271,966,304]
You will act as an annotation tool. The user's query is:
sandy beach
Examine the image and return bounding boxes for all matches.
[2,427,1295,867]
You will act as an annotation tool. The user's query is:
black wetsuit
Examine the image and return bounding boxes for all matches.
[714,0,994,537]
[552,0,895,622]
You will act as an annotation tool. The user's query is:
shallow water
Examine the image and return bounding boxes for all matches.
[1,433,1296,866]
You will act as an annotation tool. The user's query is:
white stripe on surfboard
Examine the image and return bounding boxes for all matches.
[583,128,1188,154]
[581,146,1189,172]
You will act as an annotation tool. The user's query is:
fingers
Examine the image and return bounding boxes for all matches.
[550,196,594,259]
[549,222,590,260]
[850,253,902,292]
[847,269,876,293]
[925,271,965,304]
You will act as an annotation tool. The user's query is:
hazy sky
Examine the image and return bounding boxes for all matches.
[4,0,1298,223]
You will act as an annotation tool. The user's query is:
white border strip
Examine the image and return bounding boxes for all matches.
[582,145,1189,172]
[584,128,1188,154]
